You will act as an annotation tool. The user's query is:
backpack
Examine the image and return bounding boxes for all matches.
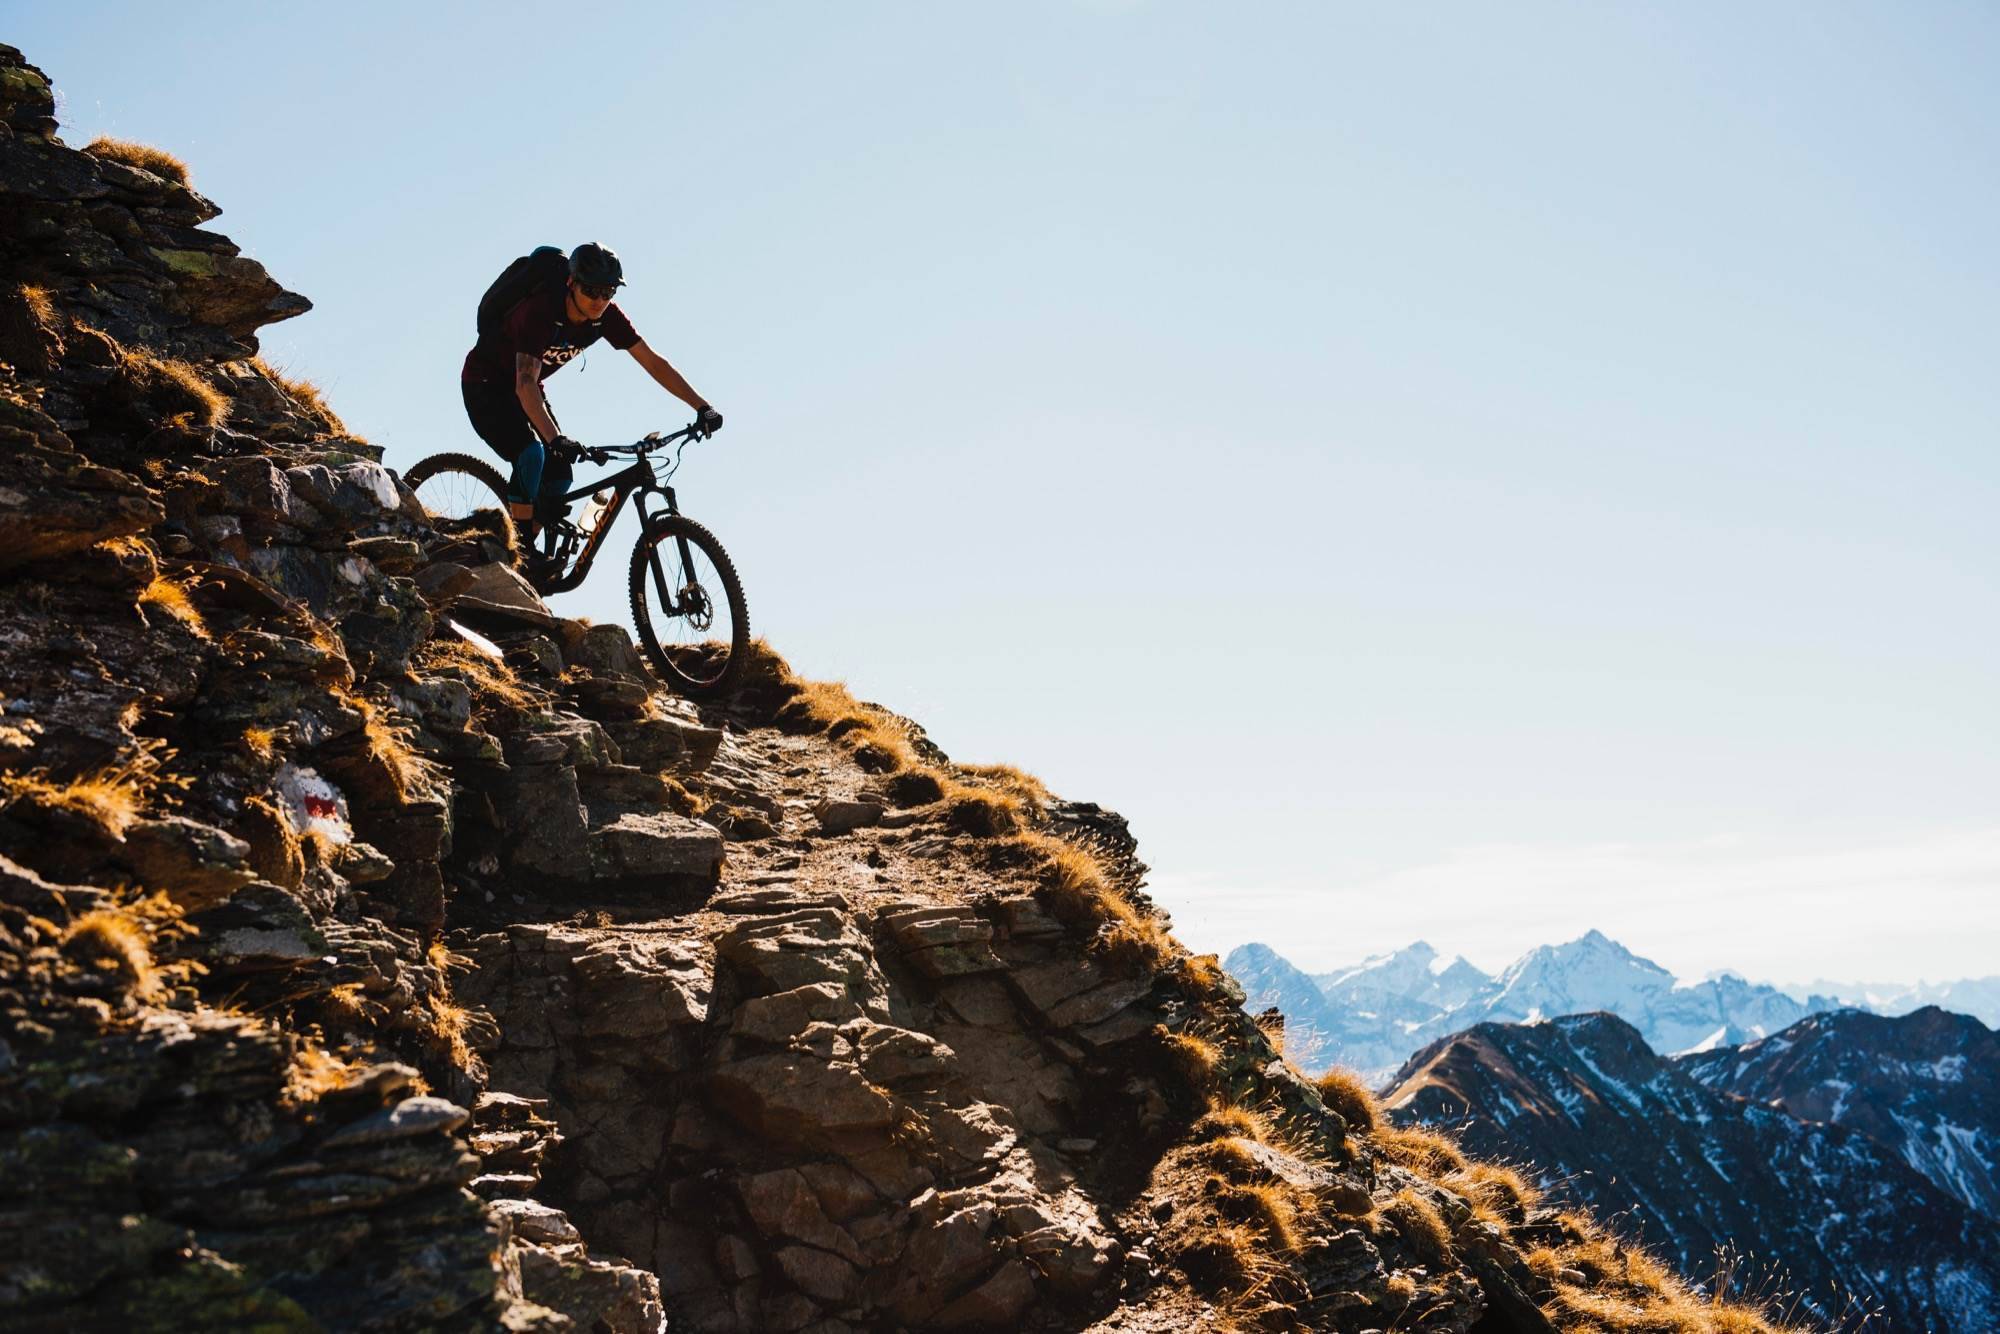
[477,245,569,336]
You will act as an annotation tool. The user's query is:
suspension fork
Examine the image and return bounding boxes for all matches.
[642,486,697,613]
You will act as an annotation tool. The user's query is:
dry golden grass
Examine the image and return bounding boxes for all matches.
[125,348,228,429]
[339,693,440,798]
[1201,1135,1267,1179]
[242,726,278,760]
[417,638,539,713]
[251,355,346,433]
[429,994,475,1068]
[1216,1180,1307,1253]
[1375,1122,1470,1180]
[59,908,157,998]
[780,679,923,772]
[238,793,304,888]
[660,775,712,818]
[18,283,55,326]
[323,981,369,1029]
[284,1039,362,1107]
[1313,1066,1382,1135]
[1195,1101,1274,1143]
[1447,1160,1541,1231]
[1180,952,1227,993]
[957,761,1051,809]
[1020,827,1176,974]
[83,135,191,184]
[1168,1219,1272,1291]
[940,778,1023,837]
[1383,1188,1454,1267]
[1158,1027,1223,1092]
[1527,1216,1793,1334]
[0,754,158,837]
[139,574,208,638]
[0,283,64,372]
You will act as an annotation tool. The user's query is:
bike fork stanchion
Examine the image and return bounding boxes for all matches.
[649,537,678,617]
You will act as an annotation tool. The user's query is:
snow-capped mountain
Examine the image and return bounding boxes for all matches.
[1784,975,2000,1029]
[1680,1006,2000,1221]
[1383,1013,2000,1331]
[1226,930,1845,1081]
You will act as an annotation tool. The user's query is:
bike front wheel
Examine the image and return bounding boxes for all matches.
[629,515,750,698]
[404,452,513,527]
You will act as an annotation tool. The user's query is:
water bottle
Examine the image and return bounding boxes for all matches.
[577,489,611,535]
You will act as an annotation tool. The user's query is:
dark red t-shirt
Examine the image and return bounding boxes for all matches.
[461,283,640,384]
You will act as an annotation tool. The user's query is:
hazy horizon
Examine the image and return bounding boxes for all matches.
[17,3,1997,990]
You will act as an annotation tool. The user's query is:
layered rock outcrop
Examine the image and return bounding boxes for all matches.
[3,44,1799,1332]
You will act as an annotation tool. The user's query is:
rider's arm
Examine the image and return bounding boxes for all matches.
[514,353,560,443]
[628,340,709,411]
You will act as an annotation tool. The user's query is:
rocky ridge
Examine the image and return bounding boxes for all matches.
[2,46,1797,1332]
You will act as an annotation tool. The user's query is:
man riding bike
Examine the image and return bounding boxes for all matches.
[459,241,723,562]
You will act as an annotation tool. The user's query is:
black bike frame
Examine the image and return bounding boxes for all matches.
[535,433,700,601]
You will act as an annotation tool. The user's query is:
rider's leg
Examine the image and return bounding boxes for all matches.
[461,379,542,542]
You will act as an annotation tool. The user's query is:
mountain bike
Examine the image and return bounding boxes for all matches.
[403,422,749,698]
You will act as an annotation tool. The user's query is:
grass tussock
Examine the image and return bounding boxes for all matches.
[417,639,539,714]
[0,283,64,371]
[59,908,158,998]
[321,981,370,1030]
[660,775,711,818]
[1375,1121,1469,1180]
[250,356,346,433]
[1530,1218,1793,1333]
[242,725,279,760]
[342,693,440,798]
[1170,1219,1269,1290]
[1195,1101,1274,1144]
[125,348,228,429]
[83,135,191,185]
[1383,1188,1454,1267]
[1313,1067,1382,1135]
[1020,827,1175,973]
[957,761,1051,809]
[779,679,923,773]
[138,574,209,638]
[1158,1026,1223,1092]
[1446,1160,1541,1231]
[0,752,162,837]
[284,1039,362,1107]
[1201,1135,1267,1179]
[940,778,1023,837]
[1214,1179,1307,1254]
[17,283,56,327]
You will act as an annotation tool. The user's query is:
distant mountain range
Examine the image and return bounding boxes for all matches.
[1383,1008,2000,1331]
[1225,930,2000,1082]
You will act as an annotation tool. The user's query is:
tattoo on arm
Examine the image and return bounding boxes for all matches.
[515,354,556,442]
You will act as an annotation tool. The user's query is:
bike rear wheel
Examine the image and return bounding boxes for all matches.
[404,452,513,527]
[629,515,750,698]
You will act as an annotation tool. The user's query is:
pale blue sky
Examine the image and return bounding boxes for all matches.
[20,3,1998,983]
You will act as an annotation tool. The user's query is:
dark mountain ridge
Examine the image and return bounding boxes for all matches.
[1681,1005,2000,1222]
[1384,1012,2000,1330]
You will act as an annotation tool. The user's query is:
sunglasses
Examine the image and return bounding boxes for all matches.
[577,282,618,302]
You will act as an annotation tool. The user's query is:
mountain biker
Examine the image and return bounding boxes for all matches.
[459,242,723,552]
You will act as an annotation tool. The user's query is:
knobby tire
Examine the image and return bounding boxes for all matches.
[628,515,750,699]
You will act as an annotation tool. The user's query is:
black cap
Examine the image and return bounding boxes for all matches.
[569,242,625,288]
